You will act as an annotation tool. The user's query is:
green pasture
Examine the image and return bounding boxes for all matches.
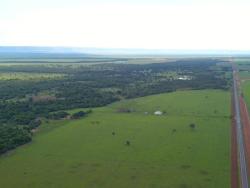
[237,60,250,109]
[239,71,250,80]
[242,81,250,109]
[0,90,231,188]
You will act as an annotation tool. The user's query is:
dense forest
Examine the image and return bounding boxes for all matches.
[0,58,231,154]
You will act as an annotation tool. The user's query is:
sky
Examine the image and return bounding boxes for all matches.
[0,0,250,50]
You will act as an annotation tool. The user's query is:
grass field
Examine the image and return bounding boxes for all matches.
[0,90,231,188]
[239,71,250,80]
[236,59,250,78]
[237,59,250,110]
[0,57,171,65]
[242,81,250,108]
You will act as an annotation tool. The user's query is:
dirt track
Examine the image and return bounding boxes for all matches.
[232,96,239,188]
[240,96,250,179]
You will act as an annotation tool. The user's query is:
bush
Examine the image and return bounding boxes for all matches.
[189,123,196,129]
[48,111,69,120]
[29,119,42,129]
[71,111,86,119]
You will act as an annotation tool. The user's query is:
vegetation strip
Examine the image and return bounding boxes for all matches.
[240,97,250,178]
[231,95,239,188]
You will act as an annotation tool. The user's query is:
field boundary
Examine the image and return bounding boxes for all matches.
[231,94,239,188]
[240,96,250,181]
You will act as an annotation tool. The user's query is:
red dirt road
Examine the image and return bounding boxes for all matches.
[232,96,239,188]
[240,96,250,180]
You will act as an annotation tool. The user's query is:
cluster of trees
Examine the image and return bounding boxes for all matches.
[48,111,69,120]
[48,110,92,120]
[0,124,31,154]
[0,58,231,153]
[71,111,86,119]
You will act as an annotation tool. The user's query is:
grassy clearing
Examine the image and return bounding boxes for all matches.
[0,72,65,80]
[237,60,250,109]
[0,90,230,188]
[242,81,250,109]
[236,59,250,73]
[239,71,250,80]
[236,60,250,80]
[0,57,170,65]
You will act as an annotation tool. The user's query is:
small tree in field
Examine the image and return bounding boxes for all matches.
[189,123,196,130]
[126,140,130,146]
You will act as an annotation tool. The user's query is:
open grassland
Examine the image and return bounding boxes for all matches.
[242,81,250,109]
[235,58,250,64]
[236,59,250,109]
[236,59,250,79]
[240,60,250,111]
[0,57,171,65]
[236,64,250,80]
[0,90,230,188]
[239,71,250,80]
[234,58,250,71]
[0,72,66,80]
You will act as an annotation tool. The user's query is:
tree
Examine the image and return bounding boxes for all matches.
[172,129,177,133]
[71,111,86,119]
[29,118,42,129]
[48,111,69,120]
[0,124,32,154]
[189,123,196,130]
[126,140,130,146]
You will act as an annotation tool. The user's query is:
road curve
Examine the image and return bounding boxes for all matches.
[232,65,249,188]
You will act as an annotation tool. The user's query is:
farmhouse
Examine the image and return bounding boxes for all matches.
[177,75,192,80]
[154,111,163,115]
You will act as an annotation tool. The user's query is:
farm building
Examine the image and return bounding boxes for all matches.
[177,75,192,80]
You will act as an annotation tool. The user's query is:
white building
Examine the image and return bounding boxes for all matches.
[154,111,163,115]
[177,75,192,80]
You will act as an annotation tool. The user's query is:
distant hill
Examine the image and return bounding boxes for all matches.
[0,46,90,59]
[0,46,250,58]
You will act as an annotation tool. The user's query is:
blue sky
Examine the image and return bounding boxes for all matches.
[1,0,250,50]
